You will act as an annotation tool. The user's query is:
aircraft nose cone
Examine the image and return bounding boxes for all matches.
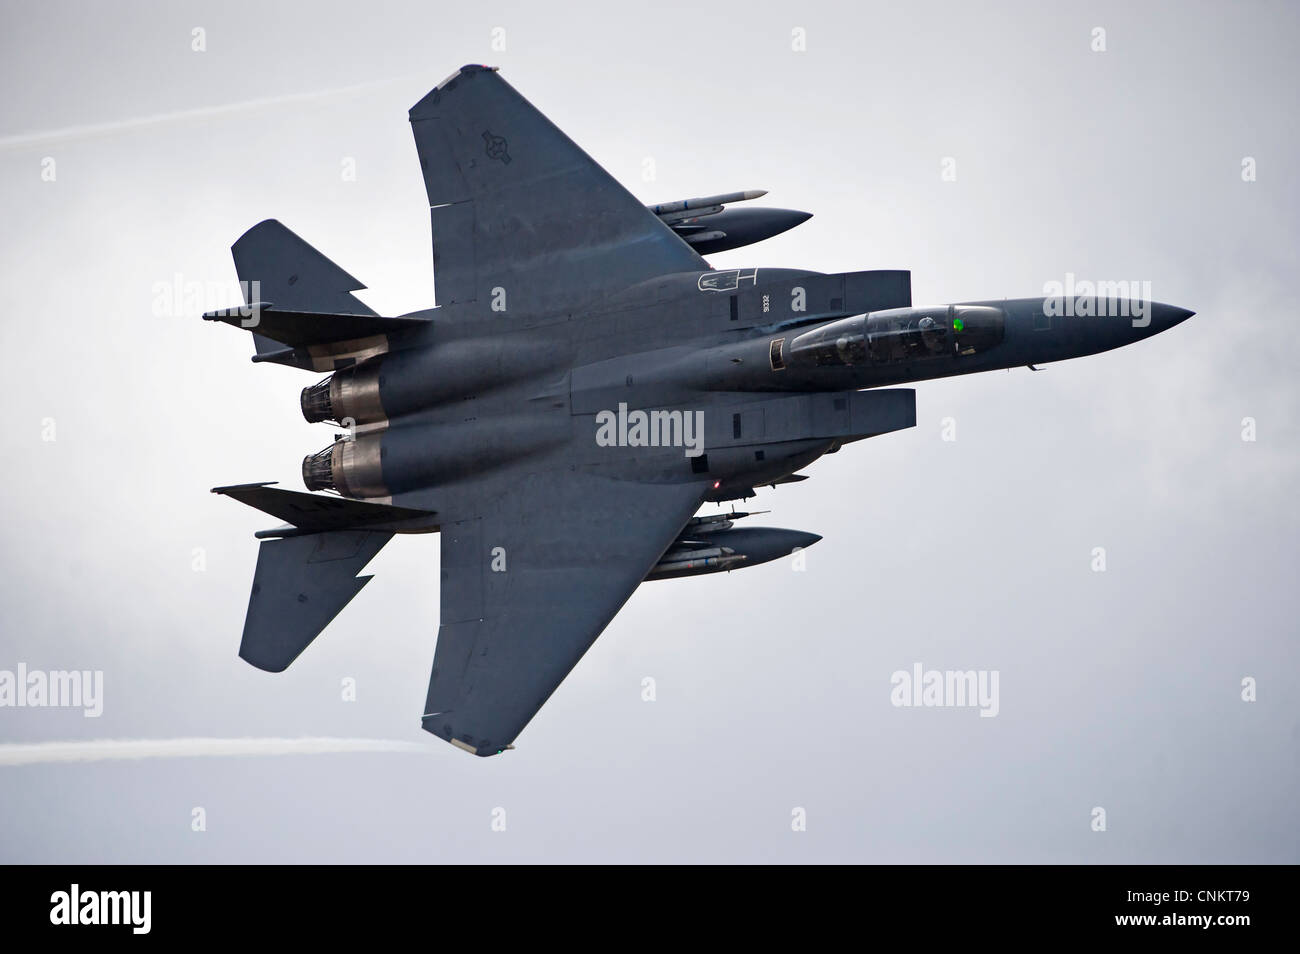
[1150,302,1196,332]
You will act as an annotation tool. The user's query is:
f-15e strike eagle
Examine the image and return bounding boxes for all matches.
[205,65,1194,757]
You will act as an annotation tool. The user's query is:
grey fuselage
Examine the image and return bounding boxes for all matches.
[301,266,1193,512]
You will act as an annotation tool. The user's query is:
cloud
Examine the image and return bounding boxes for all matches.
[0,737,428,766]
[0,78,407,153]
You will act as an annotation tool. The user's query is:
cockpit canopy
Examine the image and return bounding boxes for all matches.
[789,305,1005,367]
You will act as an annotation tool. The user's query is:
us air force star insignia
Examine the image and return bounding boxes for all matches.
[482,130,511,164]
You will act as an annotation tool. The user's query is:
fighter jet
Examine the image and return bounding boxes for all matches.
[204,65,1194,757]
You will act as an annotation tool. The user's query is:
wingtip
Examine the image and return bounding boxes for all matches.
[232,218,286,253]
[212,481,278,495]
[412,64,504,118]
[201,301,273,321]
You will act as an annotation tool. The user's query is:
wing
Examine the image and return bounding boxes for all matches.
[423,470,708,756]
[409,65,706,315]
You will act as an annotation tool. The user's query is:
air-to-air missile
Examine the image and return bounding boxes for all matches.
[647,190,812,255]
[645,510,821,580]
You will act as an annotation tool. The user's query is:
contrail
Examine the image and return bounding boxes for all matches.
[0,737,428,766]
[0,77,409,153]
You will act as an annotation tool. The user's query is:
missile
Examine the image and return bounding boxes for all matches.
[646,525,821,581]
[647,190,767,216]
[656,206,725,226]
[678,510,767,536]
[684,509,763,527]
[680,230,728,246]
[658,546,734,563]
[649,555,747,577]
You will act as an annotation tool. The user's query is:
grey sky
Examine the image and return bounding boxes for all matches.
[0,0,1296,862]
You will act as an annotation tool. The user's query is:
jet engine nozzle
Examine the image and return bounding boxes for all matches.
[301,436,387,498]
[301,445,336,491]
[300,379,335,423]
[299,358,387,426]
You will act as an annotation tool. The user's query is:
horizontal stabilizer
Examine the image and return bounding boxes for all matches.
[202,303,430,348]
[213,483,437,535]
[239,530,393,672]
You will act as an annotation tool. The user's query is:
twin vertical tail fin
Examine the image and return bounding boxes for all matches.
[232,219,377,319]
[204,219,430,370]
[205,220,439,665]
